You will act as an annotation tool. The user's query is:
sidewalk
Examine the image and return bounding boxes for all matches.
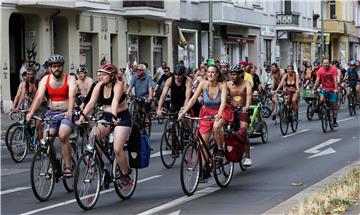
[344,201,360,215]
[1,112,15,131]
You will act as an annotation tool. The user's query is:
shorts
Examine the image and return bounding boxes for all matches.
[320,89,337,103]
[44,110,74,130]
[230,105,250,123]
[102,110,131,127]
[199,105,234,134]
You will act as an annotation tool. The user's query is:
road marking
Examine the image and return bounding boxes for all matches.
[281,129,310,138]
[298,110,306,114]
[0,186,31,195]
[1,168,30,176]
[305,139,341,159]
[18,175,162,215]
[137,187,220,215]
[150,151,171,158]
[151,132,164,137]
[338,117,354,123]
[167,210,181,215]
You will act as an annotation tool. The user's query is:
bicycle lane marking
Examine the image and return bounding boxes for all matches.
[18,175,162,215]
[137,186,220,215]
[337,117,354,123]
[281,129,310,138]
[0,186,31,195]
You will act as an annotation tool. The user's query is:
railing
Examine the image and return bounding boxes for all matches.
[123,1,164,9]
[276,13,300,25]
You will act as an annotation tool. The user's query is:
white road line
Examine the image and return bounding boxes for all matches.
[281,129,310,138]
[1,168,30,176]
[0,186,30,195]
[298,110,306,114]
[137,187,220,215]
[338,117,354,123]
[18,175,162,215]
[151,132,164,136]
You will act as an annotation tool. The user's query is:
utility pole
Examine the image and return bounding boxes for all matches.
[320,0,325,60]
[208,0,213,60]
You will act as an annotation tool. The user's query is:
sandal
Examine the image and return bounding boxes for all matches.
[63,167,73,178]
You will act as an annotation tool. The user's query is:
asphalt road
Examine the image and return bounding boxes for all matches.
[1,101,359,215]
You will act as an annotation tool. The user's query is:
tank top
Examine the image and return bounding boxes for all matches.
[203,84,221,109]
[170,76,186,105]
[99,83,126,106]
[46,74,69,101]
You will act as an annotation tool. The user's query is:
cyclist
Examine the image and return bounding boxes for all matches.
[26,54,76,177]
[270,62,284,120]
[126,64,153,121]
[76,63,133,188]
[244,62,254,88]
[226,65,252,166]
[76,66,93,104]
[344,60,360,101]
[191,64,207,116]
[179,64,234,180]
[11,72,28,111]
[153,66,171,99]
[313,59,339,127]
[274,65,300,113]
[304,61,320,88]
[14,66,47,141]
[219,59,230,81]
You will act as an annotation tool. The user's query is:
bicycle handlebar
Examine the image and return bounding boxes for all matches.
[184,115,215,121]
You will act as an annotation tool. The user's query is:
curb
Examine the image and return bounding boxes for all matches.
[262,160,360,215]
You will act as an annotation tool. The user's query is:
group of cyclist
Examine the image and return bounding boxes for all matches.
[9,52,360,199]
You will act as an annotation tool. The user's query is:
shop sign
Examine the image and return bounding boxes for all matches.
[226,36,254,44]
[349,36,360,43]
[291,33,314,43]
[277,31,288,39]
[261,26,276,37]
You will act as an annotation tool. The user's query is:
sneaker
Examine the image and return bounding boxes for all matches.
[243,158,252,167]
[120,174,133,190]
[333,121,338,127]
[199,168,210,183]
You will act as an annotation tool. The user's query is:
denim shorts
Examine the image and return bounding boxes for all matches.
[44,110,74,129]
[102,110,131,127]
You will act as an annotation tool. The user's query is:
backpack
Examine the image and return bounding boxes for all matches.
[127,125,151,169]
[224,128,246,162]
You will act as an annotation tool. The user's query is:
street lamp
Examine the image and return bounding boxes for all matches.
[208,0,213,61]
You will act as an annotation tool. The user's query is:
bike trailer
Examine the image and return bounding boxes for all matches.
[128,125,151,169]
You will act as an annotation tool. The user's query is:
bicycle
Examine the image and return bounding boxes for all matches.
[5,109,28,151]
[277,90,299,135]
[160,111,189,169]
[302,87,321,121]
[74,113,138,210]
[8,110,40,163]
[247,101,268,144]
[30,113,79,202]
[318,89,336,133]
[180,115,234,196]
[347,85,357,116]
[128,95,151,136]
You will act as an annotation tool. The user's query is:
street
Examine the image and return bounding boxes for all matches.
[1,101,359,215]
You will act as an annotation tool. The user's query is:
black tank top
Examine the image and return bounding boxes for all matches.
[99,84,126,106]
[170,76,186,105]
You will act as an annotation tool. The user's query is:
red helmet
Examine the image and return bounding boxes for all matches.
[98,63,118,76]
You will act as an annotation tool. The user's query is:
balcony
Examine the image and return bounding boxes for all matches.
[14,0,110,10]
[123,1,164,9]
[323,19,356,35]
[276,13,299,25]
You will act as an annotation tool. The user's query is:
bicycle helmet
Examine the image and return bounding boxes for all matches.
[229,64,241,73]
[77,66,88,74]
[47,54,65,65]
[97,63,118,76]
[219,59,229,67]
[174,64,186,76]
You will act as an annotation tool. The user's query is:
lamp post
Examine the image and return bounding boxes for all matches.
[208,0,213,60]
[320,0,325,60]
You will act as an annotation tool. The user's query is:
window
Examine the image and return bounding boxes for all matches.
[79,33,93,77]
[178,30,197,69]
[329,0,336,19]
[128,36,138,68]
[284,0,291,14]
[153,37,163,70]
[265,39,272,64]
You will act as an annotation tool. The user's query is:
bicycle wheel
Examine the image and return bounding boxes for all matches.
[341,89,346,104]
[74,152,101,210]
[261,121,268,144]
[291,111,298,132]
[213,154,234,188]
[5,122,20,151]
[30,148,55,202]
[62,156,76,192]
[348,95,355,116]
[180,142,201,196]
[306,102,315,121]
[113,158,138,200]
[160,131,176,169]
[145,114,152,137]
[320,105,328,133]
[279,105,289,135]
[260,106,271,119]
[9,126,29,163]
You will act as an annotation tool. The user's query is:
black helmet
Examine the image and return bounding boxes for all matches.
[77,66,88,73]
[47,54,65,66]
[174,64,186,76]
